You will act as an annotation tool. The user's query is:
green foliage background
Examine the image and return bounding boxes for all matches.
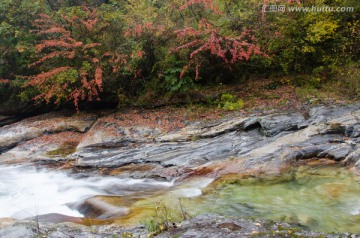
[0,0,359,111]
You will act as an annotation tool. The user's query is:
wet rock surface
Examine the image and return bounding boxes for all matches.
[1,103,360,236]
[0,131,83,164]
[0,220,148,238]
[2,103,359,175]
[157,214,341,238]
[0,115,20,127]
[0,112,97,154]
[1,103,360,176]
[0,214,346,238]
[74,103,360,179]
[77,115,162,149]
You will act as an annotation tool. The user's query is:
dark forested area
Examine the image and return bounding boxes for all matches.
[0,0,359,113]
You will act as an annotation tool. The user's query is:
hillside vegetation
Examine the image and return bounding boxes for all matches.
[0,0,359,112]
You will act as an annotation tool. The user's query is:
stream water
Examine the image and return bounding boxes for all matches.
[0,165,174,219]
[1,164,360,233]
[180,166,360,233]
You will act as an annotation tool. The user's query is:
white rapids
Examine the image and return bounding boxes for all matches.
[0,165,174,219]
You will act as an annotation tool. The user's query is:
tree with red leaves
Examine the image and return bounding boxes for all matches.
[26,6,133,110]
[173,1,266,80]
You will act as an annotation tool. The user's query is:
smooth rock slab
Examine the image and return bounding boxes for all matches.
[0,112,96,153]
[75,104,360,179]
[77,116,162,149]
[75,130,266,169]
[246,112,306,137]
[157,112,306,142]
[0,131,83,164]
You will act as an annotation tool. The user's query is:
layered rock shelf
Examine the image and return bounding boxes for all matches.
[1,103,360,237]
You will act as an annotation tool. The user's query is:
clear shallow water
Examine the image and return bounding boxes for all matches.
[180,166,360,233]
[2,163,360,233]
[0,165,174,219]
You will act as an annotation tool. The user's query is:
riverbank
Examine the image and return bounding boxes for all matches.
[1,101,360,237]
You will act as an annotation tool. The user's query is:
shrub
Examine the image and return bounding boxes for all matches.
[217,93,244,111]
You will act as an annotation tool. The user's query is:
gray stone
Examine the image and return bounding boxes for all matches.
[156,214,339,238]
[318,144,353,160]
[2,104,360,236]
[343,148,360,165]
[0,223,37,238]
[257,113,306,137]
[73,104,360,180]
[0,112,97,153]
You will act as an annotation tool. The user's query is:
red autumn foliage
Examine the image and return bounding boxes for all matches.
[27,7,116,110]
[173,19,266,79]
[94,67,103,89]
[0,79,10,84]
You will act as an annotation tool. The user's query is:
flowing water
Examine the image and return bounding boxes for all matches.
[1,164,360,233]
[0,165,174,219]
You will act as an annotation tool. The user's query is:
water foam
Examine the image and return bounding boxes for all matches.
[0,165,174,219]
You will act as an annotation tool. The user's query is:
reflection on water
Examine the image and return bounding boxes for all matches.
[0,165,174,219]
